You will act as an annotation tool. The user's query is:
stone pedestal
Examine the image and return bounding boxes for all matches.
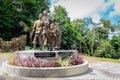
[17,50,78,59]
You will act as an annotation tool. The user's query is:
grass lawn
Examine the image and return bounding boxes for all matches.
[85,55,120,63]
[0,52,14,54]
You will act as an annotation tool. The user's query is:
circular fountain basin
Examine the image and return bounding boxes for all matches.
[2,61,88,77]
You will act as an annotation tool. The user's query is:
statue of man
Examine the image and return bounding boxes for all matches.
[41,10,50,49]
[31,13,43,49]
[42,10,50,25]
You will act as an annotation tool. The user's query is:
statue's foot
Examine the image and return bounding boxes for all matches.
[41,47,44,50]
[50,49,53,51]
[32,48,35,50]
[55,46,59,49]
[49,48,53,51]
[39,48,42,50]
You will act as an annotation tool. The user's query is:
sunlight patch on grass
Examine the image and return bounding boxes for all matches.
[0,52,13,54]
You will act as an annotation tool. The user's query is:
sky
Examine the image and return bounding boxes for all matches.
[49,0,120,24]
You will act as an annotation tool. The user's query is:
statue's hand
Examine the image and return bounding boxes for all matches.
[54,33,56,36]
[42,30,45,34]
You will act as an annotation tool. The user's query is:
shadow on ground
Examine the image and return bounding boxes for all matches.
[60,67,93,78]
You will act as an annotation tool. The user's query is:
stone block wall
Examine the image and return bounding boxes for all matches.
[0,35,27,52]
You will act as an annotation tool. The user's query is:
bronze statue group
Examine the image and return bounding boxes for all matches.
[30,10,61,50]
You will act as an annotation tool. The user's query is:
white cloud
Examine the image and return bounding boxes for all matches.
[50,0,104,20]
[114,0,120,13]
[110,0,120,17]
[50,0,120,23]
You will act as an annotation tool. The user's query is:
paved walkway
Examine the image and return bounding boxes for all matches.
[0,54,120,80]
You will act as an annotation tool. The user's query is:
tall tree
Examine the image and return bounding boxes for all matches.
[0,0,49,40]
[71,19,87,52]
[110,35,120,59]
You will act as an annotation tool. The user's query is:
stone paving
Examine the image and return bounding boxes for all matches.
[0,54,120,80]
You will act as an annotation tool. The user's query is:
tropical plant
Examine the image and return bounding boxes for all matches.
[8,53,15,65]
[57,55,72,67]
[43,61,61,67]
[70,54,83,65]
[8,52,84,67]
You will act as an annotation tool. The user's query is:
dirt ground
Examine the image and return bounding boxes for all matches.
[0,54,120,80]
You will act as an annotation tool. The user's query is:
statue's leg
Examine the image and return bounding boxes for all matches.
[47,35,51,50]
[48,34,52,51]
[41,34,46,50]
[53,34,58,49]
[56,35,61,50]
[32,36,36,50]
[39,34,42,50]
[33,34,39,50]
[50,40,53,51]
[33,43,36,50]
[41,35,44,50]
[44,34,47,45]
[51,34,55,51]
